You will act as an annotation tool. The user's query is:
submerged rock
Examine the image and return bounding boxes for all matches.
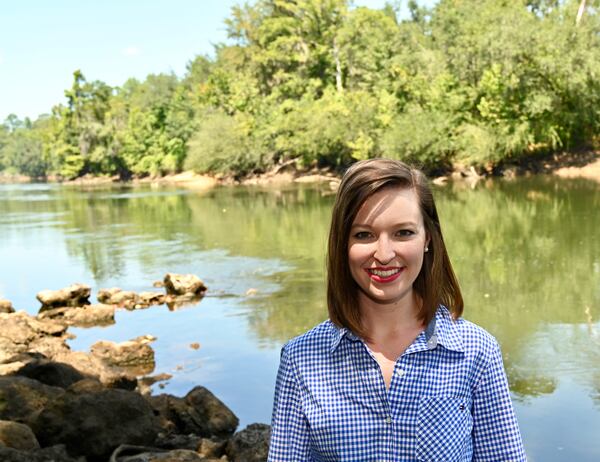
[163,273,207,297]
[36,283,91,310]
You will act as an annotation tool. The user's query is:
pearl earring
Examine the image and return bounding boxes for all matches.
[425,246,429,252]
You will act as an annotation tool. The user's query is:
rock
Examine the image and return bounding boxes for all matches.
[198,437,227,458]
[36,283,91,310]
[90,335,156,374]
[137,373,172,396]
[163,273,207,296]
[51,350,138,390]
[37,304,115,327]
[148,386,238,439]
[10,357,86,389]
[0,313,68,364]
[0,444,84,462]
[152,280,164,288]
[98,288,139,307]
[110,445,215,461]
[226,423,270,462]
[153,433,203,451]
[0,376,65,427]
[32,387,160,461]
[0,420,40,450]
[137,292,166,307]
[68,378,105,394]
[0,299,14,314]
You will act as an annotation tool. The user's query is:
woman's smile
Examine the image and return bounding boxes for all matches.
[365,266,405,283]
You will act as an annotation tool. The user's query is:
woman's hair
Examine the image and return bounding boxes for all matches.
[327,158,463,338]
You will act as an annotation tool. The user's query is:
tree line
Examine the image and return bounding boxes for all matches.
[1,0,598,180]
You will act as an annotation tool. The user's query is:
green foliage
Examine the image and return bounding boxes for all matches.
[3,0,600,178]
[185,111,260,175]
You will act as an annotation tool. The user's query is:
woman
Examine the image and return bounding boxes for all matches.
[268,159,526,461]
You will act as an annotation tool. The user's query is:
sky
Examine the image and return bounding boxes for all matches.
[0,0,436,122]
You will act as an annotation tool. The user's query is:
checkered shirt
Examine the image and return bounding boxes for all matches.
[268,306,526,461]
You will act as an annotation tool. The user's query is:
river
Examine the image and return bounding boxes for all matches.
[0,176,598,460]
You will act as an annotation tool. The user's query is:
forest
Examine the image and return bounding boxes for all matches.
[1,0,598,179]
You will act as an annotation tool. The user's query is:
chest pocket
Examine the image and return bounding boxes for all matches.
[416,396,473,462]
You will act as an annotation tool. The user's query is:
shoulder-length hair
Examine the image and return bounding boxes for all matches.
[327,158,463,338]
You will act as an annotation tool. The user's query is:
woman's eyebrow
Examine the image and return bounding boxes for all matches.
[351,221,419,228]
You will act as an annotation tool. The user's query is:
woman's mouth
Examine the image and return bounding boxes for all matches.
[365,267,404,283]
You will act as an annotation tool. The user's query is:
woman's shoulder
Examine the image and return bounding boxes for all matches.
[281,319,339,360]
[437,307,500,357]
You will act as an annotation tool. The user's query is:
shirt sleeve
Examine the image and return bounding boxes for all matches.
[268,343,311,461]
[472,341,527,461]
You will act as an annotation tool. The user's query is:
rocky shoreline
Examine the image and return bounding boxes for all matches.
[0,274,270,462]
[2,150,599,188]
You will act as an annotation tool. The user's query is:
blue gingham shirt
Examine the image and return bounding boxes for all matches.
[268,306,526,461]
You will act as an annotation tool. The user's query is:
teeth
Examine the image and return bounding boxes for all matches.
[370,269,400,277]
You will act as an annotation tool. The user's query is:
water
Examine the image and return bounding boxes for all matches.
[0,176,598,460]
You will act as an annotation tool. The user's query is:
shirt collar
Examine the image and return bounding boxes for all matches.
[329,306,464,355]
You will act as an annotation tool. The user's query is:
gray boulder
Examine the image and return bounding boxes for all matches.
[226,423,270,462]
[10,357,87,389]
[110,445,219,462]
[148,386,238,439]
[0,376,65,427]
[32,387,160,461]
[0,420,40,450]
[0,444,84,462]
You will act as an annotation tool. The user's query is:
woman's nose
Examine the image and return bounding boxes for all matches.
[373,236,395,263]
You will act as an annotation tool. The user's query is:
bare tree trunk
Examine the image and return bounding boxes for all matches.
[333,37,343,93]
[576,0,587,27]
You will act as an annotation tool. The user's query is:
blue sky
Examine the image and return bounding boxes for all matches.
[0,1,435,122]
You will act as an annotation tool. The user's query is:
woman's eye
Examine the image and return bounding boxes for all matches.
[396,229,415,237]
[354,231,372,239]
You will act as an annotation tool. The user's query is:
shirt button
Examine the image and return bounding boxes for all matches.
[396,368,405,378]
[385,416,392,424]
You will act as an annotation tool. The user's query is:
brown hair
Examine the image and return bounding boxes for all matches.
[327,158,463,338]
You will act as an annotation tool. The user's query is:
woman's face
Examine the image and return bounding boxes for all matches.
[348,186,428,308]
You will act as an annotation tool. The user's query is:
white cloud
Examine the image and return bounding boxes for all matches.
[122,46,140,57]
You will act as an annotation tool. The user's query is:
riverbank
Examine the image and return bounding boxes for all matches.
[2,150,599,187]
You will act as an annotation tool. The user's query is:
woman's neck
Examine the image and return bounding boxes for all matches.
[359,290,424,341]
